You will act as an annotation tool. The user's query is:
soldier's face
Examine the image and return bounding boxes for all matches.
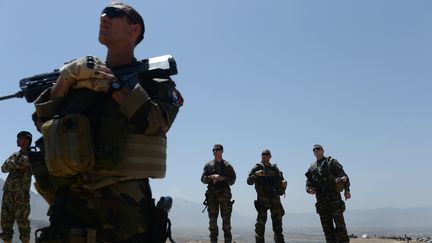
[16,137,29,148]
[313,147,324,158]
[212,148,223,157]
[261,154,271,162]
[99,8,139,47]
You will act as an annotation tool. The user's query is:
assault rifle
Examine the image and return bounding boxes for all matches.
[0,55,178,103]
[305,170,327,195]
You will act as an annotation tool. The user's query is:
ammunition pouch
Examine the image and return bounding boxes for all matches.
[35,226,96,243]
[42,114,95,177]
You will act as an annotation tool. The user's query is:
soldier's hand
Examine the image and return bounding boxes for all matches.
[307,187,316,194]
[61,56,114,82]
[335,176,347,183]
[344,191,351,200]
[51,56,114,97]
[281,180,288,189]
[211,174,224,183]
[255,170,265,177]
[73,79,114,93]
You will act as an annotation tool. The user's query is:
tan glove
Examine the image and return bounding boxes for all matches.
[51,56,114,97]
[60,56,113,82]
[73,79,112,92]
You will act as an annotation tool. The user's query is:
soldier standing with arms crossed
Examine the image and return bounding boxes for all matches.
[247,149,287,243]
[306,144,351,243]
[0,131,33,243]
[201,144,236,243]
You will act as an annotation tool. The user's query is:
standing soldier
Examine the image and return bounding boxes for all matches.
[247,149,287,243]
[201,144,236,243]
[305,144,351,243]
[31,2,182,242]
[0,131,33,243]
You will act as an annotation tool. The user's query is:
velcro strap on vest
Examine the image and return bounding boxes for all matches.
[80,135,167,191]
[68,135,167,191]
[119,134,167,178]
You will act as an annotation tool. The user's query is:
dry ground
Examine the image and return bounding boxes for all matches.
[180,239,404,243]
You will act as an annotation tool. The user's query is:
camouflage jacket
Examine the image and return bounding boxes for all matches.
[34,59,183,190]
[1,150,32,192]
[305,156,350,200]
[201,159,236,193]
[247,162,286,197]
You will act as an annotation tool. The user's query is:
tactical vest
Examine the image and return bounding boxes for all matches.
[206,160,231,192]
[308,157,340,198]
[35,86,167,192]
[254,163,285,197]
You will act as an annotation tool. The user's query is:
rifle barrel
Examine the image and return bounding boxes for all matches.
[0,92,23,101]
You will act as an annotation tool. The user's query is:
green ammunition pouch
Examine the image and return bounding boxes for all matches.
[35,226,96,243]
[42,114,95,177]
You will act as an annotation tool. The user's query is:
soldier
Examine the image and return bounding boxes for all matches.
[0,131,33,243]
[305,144,351,243]
[247,149,287,243]
[32,2,182,242]
[201,144,236,243]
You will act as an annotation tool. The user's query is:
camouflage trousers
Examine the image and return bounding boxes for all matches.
[316,200,350,243]
[254,195,285,243]
[0,190,31,241]
[48,179,153,242]
[206,190,233,243]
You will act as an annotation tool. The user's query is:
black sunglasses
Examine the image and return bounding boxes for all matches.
[261,153,271,156]
[101,7,129,19]
[313,148,322,152]
[213,149,222,152]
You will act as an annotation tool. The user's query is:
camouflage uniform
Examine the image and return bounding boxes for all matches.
[33,66,181,242]
[306,156,350,243]
[247,162,286,243]
[201,159,236,243]
[32,7,183,239]
[1,150,32,242]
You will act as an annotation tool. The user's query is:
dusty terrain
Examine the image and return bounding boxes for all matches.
[181,239,404,243]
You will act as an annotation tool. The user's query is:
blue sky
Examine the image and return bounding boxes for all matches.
[0,0,431,217]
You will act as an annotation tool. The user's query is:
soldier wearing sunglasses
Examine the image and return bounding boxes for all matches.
[32,2,182,242]
[201,144,237,243]
[247,149,287,243]
[306,144,351,243]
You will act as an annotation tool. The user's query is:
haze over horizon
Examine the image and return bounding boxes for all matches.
[0,0,431,217]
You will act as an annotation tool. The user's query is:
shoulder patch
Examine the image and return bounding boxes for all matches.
[168,88,183,107]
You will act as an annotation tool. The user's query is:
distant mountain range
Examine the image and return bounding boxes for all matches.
[0,178,430,231]
[170,198,432,229]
